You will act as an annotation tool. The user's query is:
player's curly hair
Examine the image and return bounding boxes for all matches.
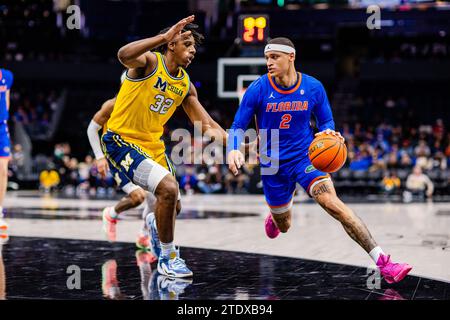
[154,23,204,54]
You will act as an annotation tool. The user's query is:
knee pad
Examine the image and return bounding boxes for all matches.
[133,159,170,194]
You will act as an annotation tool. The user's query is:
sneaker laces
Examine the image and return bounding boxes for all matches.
[171,256,186,269]
[378,254,391,267]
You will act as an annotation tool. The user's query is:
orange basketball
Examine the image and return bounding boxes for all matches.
[308,135,347,173]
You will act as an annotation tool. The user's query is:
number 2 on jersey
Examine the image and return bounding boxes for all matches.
[279,114,292,129]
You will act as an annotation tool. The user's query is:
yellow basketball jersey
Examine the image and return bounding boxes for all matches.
[107,52,190,158]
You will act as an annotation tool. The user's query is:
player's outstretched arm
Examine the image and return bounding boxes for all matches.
[182,83,228,146]
[117,15,195,69]
[226,80,260,176]
[87,98,116,178]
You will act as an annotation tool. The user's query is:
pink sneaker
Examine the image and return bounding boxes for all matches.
[265,213,280,239]
[376,254,412,284]
[378,289,405,300]
[135,250,157,267]
[102,207,117,242]
[136,233,150,250]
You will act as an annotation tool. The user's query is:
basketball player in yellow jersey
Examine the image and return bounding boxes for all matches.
[102,16,228,278]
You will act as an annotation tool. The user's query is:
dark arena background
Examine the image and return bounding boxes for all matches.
[1,0,450,307]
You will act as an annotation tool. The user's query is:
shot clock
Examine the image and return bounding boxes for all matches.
[238,14,270,45]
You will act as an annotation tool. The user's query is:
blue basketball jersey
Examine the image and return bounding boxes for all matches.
[0,68,14,122]
[228,72,335,164]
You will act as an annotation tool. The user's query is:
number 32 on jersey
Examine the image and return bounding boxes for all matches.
[150,94,174,114]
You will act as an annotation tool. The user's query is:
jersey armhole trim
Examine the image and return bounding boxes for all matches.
[184,73,191,100]
[125,52,159,82]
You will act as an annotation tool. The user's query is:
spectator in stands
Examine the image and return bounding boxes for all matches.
[10,144,25,177]
[432,118,445,140]
[399,152,413,168]
[385,150,399,169]
[404,166,434,202]
[381,171,401,197]
[349,150,372,171]
[414,140,431,159]
[224,164,250,194]
[77,155,93,193]
[179,165,199,195]
[197,164,223,194]
[445,138,450,166]
[39,165,60,193]
[13,106,29,124]
[373,133,391,155]
[370,147,386,172]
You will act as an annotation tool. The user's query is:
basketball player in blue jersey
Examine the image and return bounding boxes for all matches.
[227,37,412,284]
[0,68,13,241]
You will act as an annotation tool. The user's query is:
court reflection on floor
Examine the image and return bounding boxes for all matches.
[101,252,193,300]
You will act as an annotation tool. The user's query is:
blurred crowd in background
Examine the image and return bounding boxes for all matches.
[2,0,449,202]
[7,115,448,202]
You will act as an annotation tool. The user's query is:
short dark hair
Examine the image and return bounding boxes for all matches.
[154,23,204,53]
[268,37,295,49]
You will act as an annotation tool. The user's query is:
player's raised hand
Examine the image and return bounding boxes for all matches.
[163,15,195,43]
[315,129,345,143]
[228,150,245,176]
[96,157,109,179]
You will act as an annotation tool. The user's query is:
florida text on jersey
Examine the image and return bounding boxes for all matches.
[229,72,335,164]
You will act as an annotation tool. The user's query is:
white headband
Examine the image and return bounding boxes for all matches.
[264,44,296,54]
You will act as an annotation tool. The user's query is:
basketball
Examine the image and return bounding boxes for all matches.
[308,135,347,173]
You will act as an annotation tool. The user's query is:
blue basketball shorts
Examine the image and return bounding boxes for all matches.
[0,122,11,158]
[261,154,331,209]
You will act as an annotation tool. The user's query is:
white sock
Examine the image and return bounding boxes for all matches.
[160,241,175,258]
[109,206,118,219]
[369,246,385,263]
[0,207,3,219]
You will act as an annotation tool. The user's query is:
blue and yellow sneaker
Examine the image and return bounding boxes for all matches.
[156,275,193,300]
[145,214,161,258]
[157,250,193,278]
